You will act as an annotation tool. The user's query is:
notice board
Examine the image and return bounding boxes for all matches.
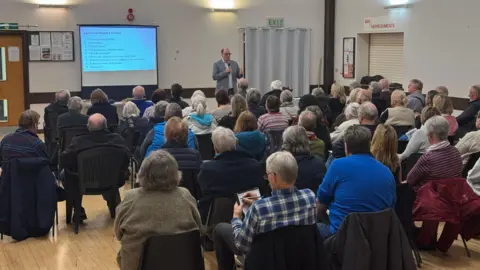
[28,31,75,62]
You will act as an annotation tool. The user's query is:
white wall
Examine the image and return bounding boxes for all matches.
[335,0,480,98]
[1,0,324,95]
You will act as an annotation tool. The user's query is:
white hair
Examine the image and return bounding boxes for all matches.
[379,79,389,90]
[425,115,449,141]
[68,96,83,111]
[192,95,207,116]
[271,80,283,90]
[311,87,325,97]
[266,151,298,184]
[282,126,310,155]
[212,127,236,153]
[280,90,293,103]
[369,82,382,94]
[132,86,145,99]
[191,90,205,100]
[344,102,360,120]
[56,89,71,104]
[123,101,140,118]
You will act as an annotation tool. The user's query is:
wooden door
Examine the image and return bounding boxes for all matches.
[0,35,25,126]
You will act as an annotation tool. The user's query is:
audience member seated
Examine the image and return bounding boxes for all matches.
[114,150,201,270]
[399,107,441,162]
[143,88,167,120]
[406,79,425,114]
[218,94,248,130]
[356,88,373,104]
[185,95,216,135]
[182,90,205,116]
[330,102,360,142]
[141,103,196,159]
[433,94,457,136]
[379,79,392,109]
[282,126,326,193]
[237,78,249,97]
[260,80,283,107]
[370,81,387,113]
[316,125,396,239]
[57,96,89,130]
[212,90,232,122]
[197,127,265,220]
[130,85,153,117]
[406,116,463,190]
[117,101,151,149]
[425,90,438,107]
[298,111,325,159]
[436,85,449,96]
[298,95,332,156]
[371,124,400,182]
[257,96,288,132]
[331,101,378,162]
[380,90,415,127]
[347,88,361,104]
[466,157,480,196]
[213,151,316,270]
[456,112,480,164]
[60,114,129,220]
[311,87,333,126]
[279,90,298,122]
[328,83,346,119]
[0,110,49,164]
[148,101,169,125]
[246,88,266,119]
[234,111,266,161]
[456,85,480,138]
[168,83,189,109]
[87,89,118,128]
[44,90,70,158]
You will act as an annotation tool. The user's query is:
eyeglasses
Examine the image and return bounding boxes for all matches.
[223,53,232,56]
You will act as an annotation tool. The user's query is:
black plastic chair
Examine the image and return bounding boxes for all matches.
[140,230,205,270]
[122,128,141,187]
[70,146,130,234]
[448,136,455,145]
[402,153,423,180]
[58,126,89,152]
[462,151,480,178]
[397,140,408,154]
[203,196,237,251]
[392,125,412,138]
[108,124,118,133]
[196,134,215,160]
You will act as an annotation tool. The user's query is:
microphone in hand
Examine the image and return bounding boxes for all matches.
[226,62,231,73]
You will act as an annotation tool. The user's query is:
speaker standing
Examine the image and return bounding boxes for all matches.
[212,48,243,96]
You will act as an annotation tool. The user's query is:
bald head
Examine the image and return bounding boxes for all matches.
[379,79,389,90]
[133,85,145,99]
[87,113,107,131]
[358,101,378,125]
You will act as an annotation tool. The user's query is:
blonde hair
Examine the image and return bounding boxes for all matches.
[234,111,257,133]
[331,83,346,104]
[433,94,453,115]
[371,124,399,173]
[348,88,362,104]
[391,90,408,107]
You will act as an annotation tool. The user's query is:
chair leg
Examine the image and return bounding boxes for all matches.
[66,199,73,224]
[56,206,59,225]
[1,234,3,240]
[461,234,471,258]
[73,196,81,234]
[129,159,134,188]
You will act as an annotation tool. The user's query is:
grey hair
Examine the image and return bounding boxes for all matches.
[379,79,389,90]
[348,88,361,104]
[68,96,83,112]
[231,94,247,117]
[246,88,261,105]
[436,86,449,96]
[271,80,283,90]
[280,90,293,103]
[282,126,310,155]
[138,150,181,191]
[56,89,71,104]
[298,111,317,132]
[472,85,480,97]
[192,95,207,116]
[358,101,378,121]
[165,103,182,120]
[305,105,324,122]
[237,78,249,97]
[266,151,298,185]
[212,127,237,153]
[425,115,449,141]
[349,81,361,90]
[369,82,382,94]
[344,102,360,120]
[154,101,169,118]
[132,85,145,99]
[122,101,140,118]
[311,87,325,97]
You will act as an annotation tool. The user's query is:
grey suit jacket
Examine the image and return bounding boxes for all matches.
[212,59,242,92]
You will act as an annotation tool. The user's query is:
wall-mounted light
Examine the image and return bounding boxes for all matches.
[38,4,70,8]
[385,0,411,9]
[210,0,236,12]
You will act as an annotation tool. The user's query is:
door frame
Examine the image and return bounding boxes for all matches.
[0,30,30,110]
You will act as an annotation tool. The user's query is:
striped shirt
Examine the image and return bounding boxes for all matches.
[0,128,49,166]
[232,187,316,253]
[407,143,463,191]
[257,112,288,132]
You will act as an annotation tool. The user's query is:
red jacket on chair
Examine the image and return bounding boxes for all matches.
[413,178,480,239]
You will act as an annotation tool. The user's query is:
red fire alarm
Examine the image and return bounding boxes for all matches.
[127,8,135,22]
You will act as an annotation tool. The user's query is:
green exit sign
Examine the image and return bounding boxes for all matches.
[0,23,19,30]
[267,17,284,27]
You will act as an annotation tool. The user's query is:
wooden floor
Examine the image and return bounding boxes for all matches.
[0,184,479,269]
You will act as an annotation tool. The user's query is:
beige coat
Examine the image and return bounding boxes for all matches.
[385,107,416,127]
[114,187,202,270]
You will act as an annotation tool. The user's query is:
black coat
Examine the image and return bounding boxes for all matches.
[87,102,119,127]
[372,92,387,116]
[197,150,266,219]
[248,103,266,120]
[379,90,392,109]
[260,89,282,107]
[117,116,152,149]
[217,115,237,130]
[168,96,189,109]
[314,122,332,158]
[328,98,345,121]
[294,153,326,194]
[324,209,416,270]
[57,110,89,130]
[245,225,331,270]
[456,99,480,138]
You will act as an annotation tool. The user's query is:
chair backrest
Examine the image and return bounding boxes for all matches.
[462,151,480,178]
[264,129,284,159]
[123,127,141,153]
[392,125,412,137]
[448,136,455,145]
[395,184,416,239]
[195,134,215,160]
[140,230,205,270]
[76,146,129,194]
[205,196,236,235]
[397,140,408,154]
[402,153,423,180]
[59,126,89,153]
[108,124,118,133]
[45,112,60,142]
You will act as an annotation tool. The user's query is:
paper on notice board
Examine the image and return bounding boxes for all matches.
[62,50,73,61]
[8,47,20,62]
[40,46,51,61]
[51,32,63,47]
[31,34,39,46]
[29,46,41,61]
[62,32,73,44]
[39,32,51,47]
[52,46,63,61]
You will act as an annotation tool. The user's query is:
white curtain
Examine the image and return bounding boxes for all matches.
[244,27,311,97]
